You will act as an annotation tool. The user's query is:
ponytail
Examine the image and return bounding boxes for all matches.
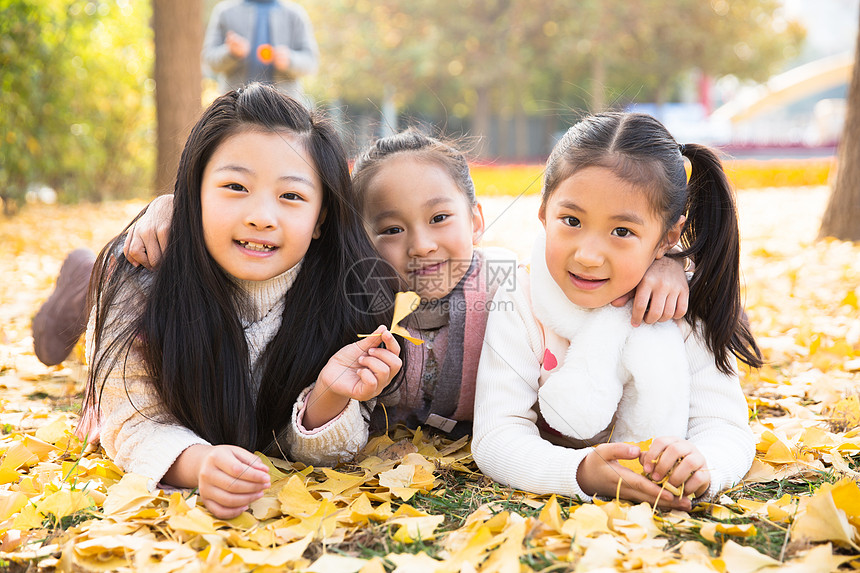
[679,144,762,373]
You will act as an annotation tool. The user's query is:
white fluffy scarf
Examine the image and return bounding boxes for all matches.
[530,230,690,443]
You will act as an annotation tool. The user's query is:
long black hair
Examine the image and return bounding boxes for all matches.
[84,84,401,452]
[542,112,762,374]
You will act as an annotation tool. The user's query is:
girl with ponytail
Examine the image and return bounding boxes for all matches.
[472,112,760,509]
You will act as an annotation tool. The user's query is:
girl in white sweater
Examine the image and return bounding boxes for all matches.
[472,112,762,511]
[77,84,403,519]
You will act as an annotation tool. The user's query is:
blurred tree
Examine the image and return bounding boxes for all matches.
[618,0,804,107]
[153,0,203,193]
[819,7,860,241]
[0,0,154,214]
[305,0,803,160]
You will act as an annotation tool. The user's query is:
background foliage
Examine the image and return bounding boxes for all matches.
[0,0,805,211]
[0,0,154,213]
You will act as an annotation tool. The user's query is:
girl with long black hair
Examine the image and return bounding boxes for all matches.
[78,84,403,519]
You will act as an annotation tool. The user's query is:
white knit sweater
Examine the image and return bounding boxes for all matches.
[86,263,366,489]
[471,262,755,502]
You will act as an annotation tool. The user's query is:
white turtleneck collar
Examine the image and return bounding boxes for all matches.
[231,261,302,327]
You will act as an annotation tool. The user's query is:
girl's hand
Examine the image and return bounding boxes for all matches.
[303,326,402,430]
[640,436,710,500]
[168,444,270,520]
[123,194,174,269]
[578,443,692,510]
[611,256,688,327]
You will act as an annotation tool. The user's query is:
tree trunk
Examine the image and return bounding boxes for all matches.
[153,0,203,194]
[819,12,860,241]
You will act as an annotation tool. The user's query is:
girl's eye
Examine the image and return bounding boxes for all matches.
[379,227,403,236]
[225,183,246,192]
[281,192,302,201]
[562,216,580,227]
[612,227,633,238]
[430,214,449,224]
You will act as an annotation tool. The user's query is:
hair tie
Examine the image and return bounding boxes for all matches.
[679,143,686,155]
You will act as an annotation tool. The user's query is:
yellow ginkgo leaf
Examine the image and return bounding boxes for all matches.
[0,491,28,521]
[560,503,611,539]
[763,439,796,464]
[167,507,218,536]
[359,291,424,345]
[792,480,860,550]
[699,522,757,542]
[278,474,320,518]
[102,473,157,517]
[538,495,564,532]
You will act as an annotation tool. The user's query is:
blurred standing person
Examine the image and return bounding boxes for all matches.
[202,0,319,100]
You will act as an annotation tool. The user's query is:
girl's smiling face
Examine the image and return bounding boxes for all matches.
[200,129,325,281]
[539,166,682,308]
[365,156,484,301]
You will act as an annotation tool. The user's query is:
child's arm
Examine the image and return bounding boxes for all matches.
[89,289,268,519]
[164,444,270,519]
[671,324,756,500]
[124,194,174,269]
[282,327,401,467]
[302,326,402,430]
[612,255,688,327]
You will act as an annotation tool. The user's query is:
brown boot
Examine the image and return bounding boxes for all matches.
[32,248,96,366]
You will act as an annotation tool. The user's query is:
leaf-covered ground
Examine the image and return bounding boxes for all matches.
[0,187,858,572]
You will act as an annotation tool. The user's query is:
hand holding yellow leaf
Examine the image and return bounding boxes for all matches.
[359,291,424,345]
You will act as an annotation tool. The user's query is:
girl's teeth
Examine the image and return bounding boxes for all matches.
[239,241,274,252]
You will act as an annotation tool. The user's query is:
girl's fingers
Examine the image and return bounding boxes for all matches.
[642,436,678,476]
[658,294,677,323]
[203,481,266,507]
[594,442,640,461]
[643,292,666,325]
[358,355,390,380]
[123,225,144,268]
[143,237,163,268]
[630,287,652,326]
[228,447,269,473]
[674,293,689,319]
[652,443,693,481]
[617,472,681,508]
[354,325,386,352]
[381,329,401,356]
[682,469,711,498]
[368,346,402,373]
[203,498,249,520]
[205,463,269,491]
[666,454,704,488]
[213,449,270,485]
